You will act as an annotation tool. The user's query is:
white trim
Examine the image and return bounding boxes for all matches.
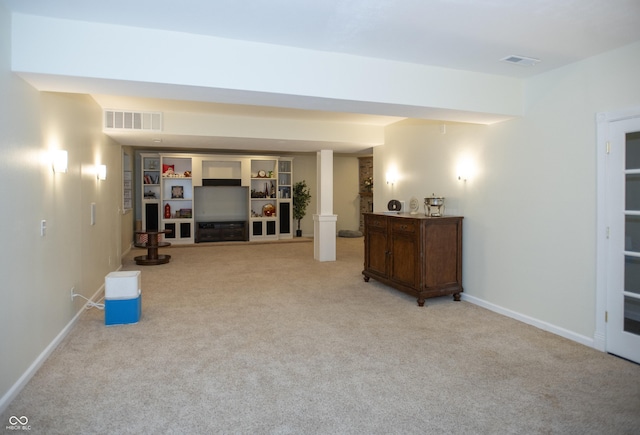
[595,111,611,352]
[462,294,594,348]
[595,106,640,355]
[0,285,106,414]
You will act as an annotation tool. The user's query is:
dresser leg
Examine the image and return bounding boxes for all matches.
[363,275,370,282]
[417,298,425,307]
[453,293,461,301]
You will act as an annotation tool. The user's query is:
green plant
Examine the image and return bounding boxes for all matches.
[293,180,312,236]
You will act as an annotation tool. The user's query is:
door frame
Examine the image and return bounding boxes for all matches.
[595,106,640,352]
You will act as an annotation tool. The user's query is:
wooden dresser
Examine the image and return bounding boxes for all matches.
[363,213,463,306]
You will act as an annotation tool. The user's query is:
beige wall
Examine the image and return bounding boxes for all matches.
[0,3,123,409]
[290,153,360,237]
[375,40,640,343]
[333,156,360,233]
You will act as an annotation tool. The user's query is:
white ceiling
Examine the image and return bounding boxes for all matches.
[4,0,640,152]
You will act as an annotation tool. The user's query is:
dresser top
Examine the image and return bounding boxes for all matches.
[365,212,463,220]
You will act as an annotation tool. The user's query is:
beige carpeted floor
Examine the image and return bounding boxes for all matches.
[3,237,640,434]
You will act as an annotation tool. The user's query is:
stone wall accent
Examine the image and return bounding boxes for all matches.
[358,157,373,233]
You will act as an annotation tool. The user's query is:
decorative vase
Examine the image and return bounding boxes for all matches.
[164,203,171,219]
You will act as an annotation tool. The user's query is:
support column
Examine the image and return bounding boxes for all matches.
[313,150,337,262]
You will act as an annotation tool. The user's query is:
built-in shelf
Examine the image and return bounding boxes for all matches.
[140,153,293,244]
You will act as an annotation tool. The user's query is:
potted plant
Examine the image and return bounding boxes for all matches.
[363,176,373,192]
[293,180,312,237]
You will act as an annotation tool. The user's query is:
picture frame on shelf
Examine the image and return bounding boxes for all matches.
[171,185,184,199]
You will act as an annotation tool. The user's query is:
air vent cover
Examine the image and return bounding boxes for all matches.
[500,55,541,67]
[104,110,162,131]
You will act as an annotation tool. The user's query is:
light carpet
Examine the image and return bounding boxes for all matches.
[2,237,640,434]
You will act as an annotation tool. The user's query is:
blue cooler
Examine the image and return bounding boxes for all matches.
[105,271,141,325]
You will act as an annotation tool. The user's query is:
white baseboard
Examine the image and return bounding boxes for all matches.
[122,242,133,257]
[0,284,105,415]
[461,294,596,349]
[593,330,606,352]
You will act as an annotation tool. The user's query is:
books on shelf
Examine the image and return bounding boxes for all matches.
[144,174,159,184]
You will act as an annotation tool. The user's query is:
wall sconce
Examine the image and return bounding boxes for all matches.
[52,150,68,173]
[386,171,398,185]
[457,160,472,182]
[97,164,107,181]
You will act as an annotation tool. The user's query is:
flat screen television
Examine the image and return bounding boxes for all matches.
[194,186,248,222]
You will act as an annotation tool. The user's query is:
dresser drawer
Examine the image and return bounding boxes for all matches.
[391,219,418,235]
[365,214,387,230]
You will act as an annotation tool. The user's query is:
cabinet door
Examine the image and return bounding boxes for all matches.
[144,203,159,231]
[424,220,462,288]
[389,220,421,288]
[252,221,263,236]
[266,220,277,236]
[278,201,291,236]
[364,215,388,276]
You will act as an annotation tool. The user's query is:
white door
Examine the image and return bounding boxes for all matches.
[607,117,640,363]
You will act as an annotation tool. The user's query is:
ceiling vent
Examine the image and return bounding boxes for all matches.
[104,110,162,131]
[500,55,541,67]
